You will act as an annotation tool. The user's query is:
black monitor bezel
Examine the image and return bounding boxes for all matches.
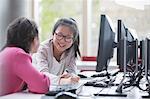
[96,14,115,72]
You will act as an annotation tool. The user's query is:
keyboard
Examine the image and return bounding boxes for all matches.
[93,81,108,87]
[90,69,119,77]
[45,83,83,96]
[91,72,108,77]
[84,76,117,87]
[94,93,127,97]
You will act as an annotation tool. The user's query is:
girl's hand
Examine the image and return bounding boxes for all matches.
[70,75,80,82]
[59,76,79,85]
[60,72,72,78]
[59,73,80,85]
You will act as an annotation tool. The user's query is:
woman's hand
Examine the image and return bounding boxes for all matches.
[60,72,72,78]
[59,72,80,85]
[59,76,80,85]
[70,75,80,83]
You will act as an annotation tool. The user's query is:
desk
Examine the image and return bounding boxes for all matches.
[1,85,148,99]
[1,74,149,99]
[0,91,44,99]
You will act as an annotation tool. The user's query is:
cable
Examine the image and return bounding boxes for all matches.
[95,88,105,97]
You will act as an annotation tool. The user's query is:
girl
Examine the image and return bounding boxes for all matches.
[0,17,51,96]
[33,18,80,85]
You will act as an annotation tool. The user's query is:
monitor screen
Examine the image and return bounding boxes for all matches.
[96,14,116,72]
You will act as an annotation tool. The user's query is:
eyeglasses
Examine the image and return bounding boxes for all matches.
[55,32,73,43]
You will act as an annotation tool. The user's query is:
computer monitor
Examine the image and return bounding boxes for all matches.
[142,39,150,99]
[145,38,150,76]
[139,41,143,60]
[126,29,134,63]
[96,14,116,72]
[117,20,138,72]
[143,39,150,91]
[126,40,138,72]
[117,20,127,68]
[139,40,145,70]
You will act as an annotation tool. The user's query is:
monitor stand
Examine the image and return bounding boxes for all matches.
[116,38,127,93]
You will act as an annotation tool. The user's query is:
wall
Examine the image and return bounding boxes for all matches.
[0,0,27,49]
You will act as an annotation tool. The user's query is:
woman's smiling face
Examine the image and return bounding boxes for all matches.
[53,25,74,52]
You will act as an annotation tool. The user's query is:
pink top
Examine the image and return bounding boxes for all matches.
[0,47,50,96]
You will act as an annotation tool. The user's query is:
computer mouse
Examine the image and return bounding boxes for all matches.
[94,82,108,87]
[55,92,78,99]
[77,74,87,78]
[84,81,95,86]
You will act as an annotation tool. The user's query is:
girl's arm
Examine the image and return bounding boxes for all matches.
[14,51,50,93]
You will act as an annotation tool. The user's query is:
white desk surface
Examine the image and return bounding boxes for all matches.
[0,91,43,99]
[1,86,148,99]
[0,73,149,99]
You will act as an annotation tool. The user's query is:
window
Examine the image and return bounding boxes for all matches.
[37,0,82,41]
[90,0,150,61]
[35,0,150,60]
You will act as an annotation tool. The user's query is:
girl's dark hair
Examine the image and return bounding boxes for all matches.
[52,18,81,57]
[2,17,38,53]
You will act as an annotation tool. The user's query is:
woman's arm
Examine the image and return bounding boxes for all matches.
[63,50,80,83]
[32,46,50,72]
[32,46,61,85]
